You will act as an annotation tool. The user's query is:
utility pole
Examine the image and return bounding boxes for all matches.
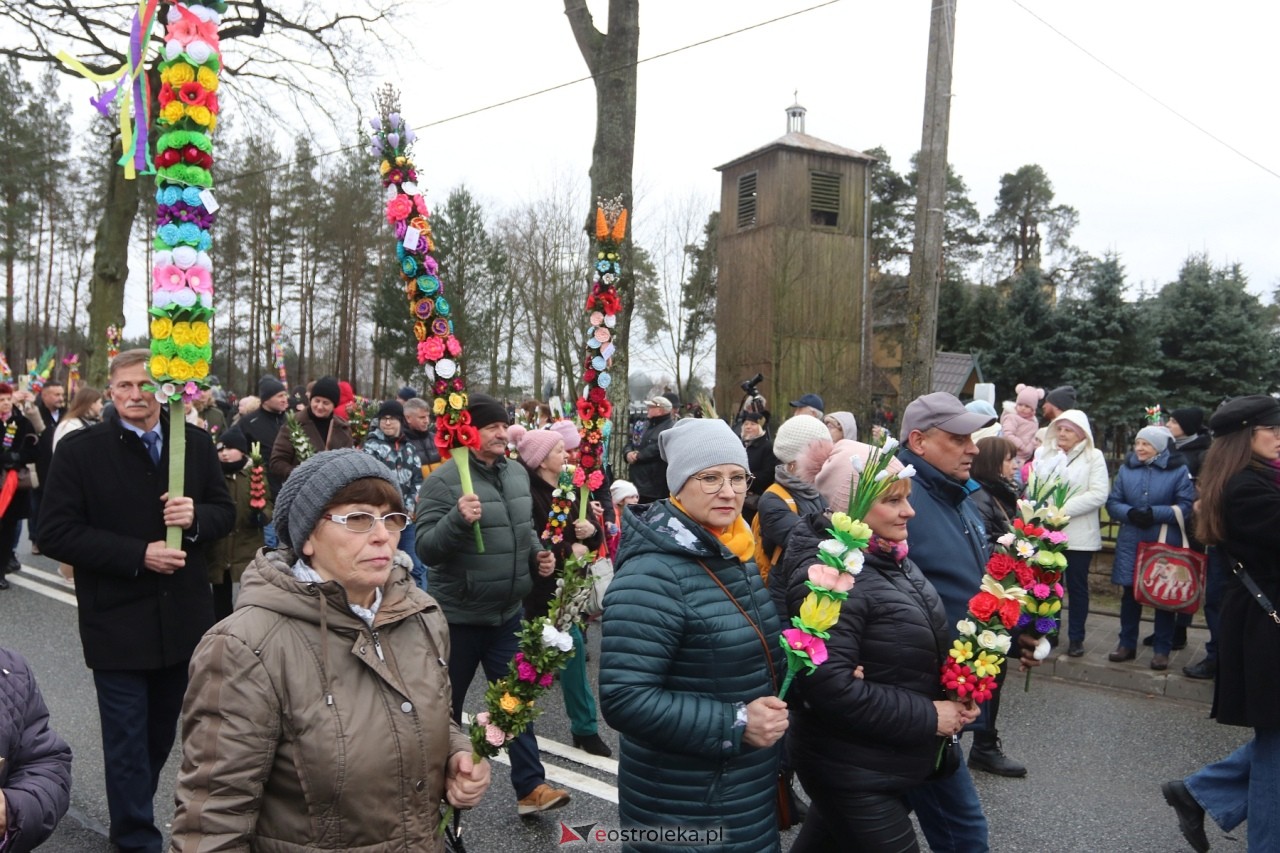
[899,0,956,405]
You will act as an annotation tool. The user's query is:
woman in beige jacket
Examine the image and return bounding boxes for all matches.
[171,450,489,852]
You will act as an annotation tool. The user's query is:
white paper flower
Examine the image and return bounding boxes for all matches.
[842,549,865,575]
[996,532,1016,548]
[818,539,846,558]
[1033,636,1052,661]
[977,630,1003,651]
[874,469,891,483]
[956,619,977,636]
[1015,539,1037,560]
[993,634,1013,655]
[850,454,865,472]
[541,623,573,652]
[897,464,916,480]
[881,437,900,453]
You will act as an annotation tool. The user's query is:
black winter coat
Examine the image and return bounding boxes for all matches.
[225,407,287,496]
[38,413,236,670]
[969,476,1018,547]
[782,515,951,792]
[0,647,72,853]
[741,435,777,524]
[1,410,38,520]
[1215,464,1280,729]
[627,414,674,501]
[32,399,63,486]
[523,472,602,620]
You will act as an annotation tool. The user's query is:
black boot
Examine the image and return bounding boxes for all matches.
[783,771,807,825]
[968,732,1027,778]
[572,733,613,758]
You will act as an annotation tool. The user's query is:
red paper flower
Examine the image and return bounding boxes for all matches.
[580,454,596,470]
[986,554,1020,581]
[576,399,595,420]
[588,387,607,403]
[456,424,480,450]
[968,591,999,623]
[178,81,208,107]
[597,400,612,419]
[1014,562,1036,588]
[998,598,1023,630]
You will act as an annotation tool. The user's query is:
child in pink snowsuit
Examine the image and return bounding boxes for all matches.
[1002,384,1043,468]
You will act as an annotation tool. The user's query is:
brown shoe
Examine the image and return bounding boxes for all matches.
[517,783,570,816]
[1151,654,1170,671]
[1108,646,1135,662]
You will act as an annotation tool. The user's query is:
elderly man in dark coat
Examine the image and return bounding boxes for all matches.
[39,349,234,853]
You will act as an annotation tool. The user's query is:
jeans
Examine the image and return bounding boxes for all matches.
[561,624,598,736]
[1185,728,1280,849]
[396,526,428,592]
[1064,551,1093,643]
[1203,546,1228,661]
[1119,586,1175,654]
[905,753,989,852]
[93,664,189,853]
[447,611,546,799]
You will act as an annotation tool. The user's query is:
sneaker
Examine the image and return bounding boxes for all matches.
[968,738,1027,778]
[1161,780,1209,853]
[517,783,570,816]
[572,733,613,758]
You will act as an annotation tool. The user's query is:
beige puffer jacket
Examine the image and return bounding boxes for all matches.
[171,548,471,852]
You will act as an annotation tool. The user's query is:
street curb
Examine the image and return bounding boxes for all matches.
[1043,653,1213,704]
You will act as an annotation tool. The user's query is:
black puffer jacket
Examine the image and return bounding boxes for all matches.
[969,475,1018,547]
[783,514,951,793]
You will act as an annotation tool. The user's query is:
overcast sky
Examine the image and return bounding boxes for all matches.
[393,0,1279,295]
[76,0,1277,345]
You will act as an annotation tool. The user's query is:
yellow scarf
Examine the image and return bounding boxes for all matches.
[671,498,756,563]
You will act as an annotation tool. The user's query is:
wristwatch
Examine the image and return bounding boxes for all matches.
[732,701,749,729]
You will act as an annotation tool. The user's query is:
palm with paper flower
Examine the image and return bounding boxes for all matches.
[778,440,915,699]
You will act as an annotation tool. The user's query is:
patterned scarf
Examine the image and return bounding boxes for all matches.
[867,534,909,564]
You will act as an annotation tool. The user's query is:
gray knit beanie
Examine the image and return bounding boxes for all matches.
[274,449,397,553]
[1135,425,1173,455]
[659,418,749,495]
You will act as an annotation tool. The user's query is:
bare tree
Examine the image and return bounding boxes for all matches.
[0,0,400,384]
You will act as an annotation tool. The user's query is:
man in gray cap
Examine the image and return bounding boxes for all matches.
[414,393,569,816]
[626,396,676,504]
[897,392,1035,851]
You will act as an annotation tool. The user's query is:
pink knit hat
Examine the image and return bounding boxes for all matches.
[517,429,564,470]
[1015,383,1045,410]
[548,419,581,451]
[795,439,904,513]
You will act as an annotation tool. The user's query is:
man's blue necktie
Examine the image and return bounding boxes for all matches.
[141,431,161,467]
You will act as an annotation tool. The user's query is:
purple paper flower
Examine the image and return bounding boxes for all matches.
[1035,617,1057,634]
[1016,613,1033,628]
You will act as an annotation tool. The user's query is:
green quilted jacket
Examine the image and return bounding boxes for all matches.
[599,500,783,853]
[415,453,541,626]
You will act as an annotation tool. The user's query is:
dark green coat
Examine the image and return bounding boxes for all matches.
[599,500,783,853]
[415,453,541,626]
[208,462,271,586]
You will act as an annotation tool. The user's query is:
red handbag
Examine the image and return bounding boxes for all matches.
[1133,506,1207,614]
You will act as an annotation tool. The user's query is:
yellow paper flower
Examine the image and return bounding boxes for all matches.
[448,393,464,411]
[149,355,170,378]
[190,321,210,347]
[433,398,446,415]
[196,66,219,92]
[171,322,193,348]
[208,114,217,132]
[150,317,173,340]
[188,105,212,127]
[163,63,195,86]
[499,693,521,714]
[379,160,391,175]
[973,651,1003,678]
[160,101,185,124]
[949,639,974,663]
[191,359,210,380]
[799,593,841,633]
[831,512,853,532]
[168,358,193,381]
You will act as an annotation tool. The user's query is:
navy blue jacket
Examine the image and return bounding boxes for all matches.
[1105,449,1196,586]
[897,447,989,627]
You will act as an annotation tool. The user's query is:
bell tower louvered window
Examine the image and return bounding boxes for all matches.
[810,171,840,227]
[737,172,758,230]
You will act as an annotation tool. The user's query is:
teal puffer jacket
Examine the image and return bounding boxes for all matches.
[415,453,540,626]
[600,500,783,853]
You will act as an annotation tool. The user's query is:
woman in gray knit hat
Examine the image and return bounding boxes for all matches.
[599,418,791,853]
[172,449,490,850]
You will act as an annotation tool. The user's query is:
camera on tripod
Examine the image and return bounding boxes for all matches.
[740,372,764,395]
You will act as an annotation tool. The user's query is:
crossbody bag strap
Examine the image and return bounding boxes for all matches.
[697,559,778,690]
[1230,560,1280,625]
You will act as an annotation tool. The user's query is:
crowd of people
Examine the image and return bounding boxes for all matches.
[0,366,1276,852]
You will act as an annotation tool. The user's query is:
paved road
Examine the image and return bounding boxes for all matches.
[0,555,1252,851]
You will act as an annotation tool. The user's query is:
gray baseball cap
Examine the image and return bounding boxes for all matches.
[900,392,996,440]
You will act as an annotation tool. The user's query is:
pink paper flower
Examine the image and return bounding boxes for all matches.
[807,563,855,593]
[538,671,554,687]
[1044,530,1069,545]
[420,337,445,362]
[587,470,604,491]
[515,653,538,683]
[1031,583,1051,599]
[782,628,828,666]
[414,195,429,216]
[185,266,213,294]
[153,264,186,291]
[386,194,413,223]
[445,336,463,357]
[474,711,489,726]
[572,467,586,487]
[484,724,506,747]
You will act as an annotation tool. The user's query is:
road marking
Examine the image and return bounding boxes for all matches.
[12,565,626,804]
[7,566,78,606]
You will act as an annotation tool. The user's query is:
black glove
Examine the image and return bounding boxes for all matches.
[1128,507,1155,528]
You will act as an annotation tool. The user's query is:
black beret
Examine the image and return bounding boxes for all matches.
[1208,395,1280,436]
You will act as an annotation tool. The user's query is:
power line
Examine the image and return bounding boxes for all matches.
[218,0,844,186]
[1008,0,1280,182]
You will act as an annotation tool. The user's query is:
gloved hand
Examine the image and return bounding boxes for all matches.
[1128,507,1155,528]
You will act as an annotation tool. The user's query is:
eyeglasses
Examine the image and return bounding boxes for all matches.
[690,472,754,494]
[1253,425,1280,437]
[322,512,410,534]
